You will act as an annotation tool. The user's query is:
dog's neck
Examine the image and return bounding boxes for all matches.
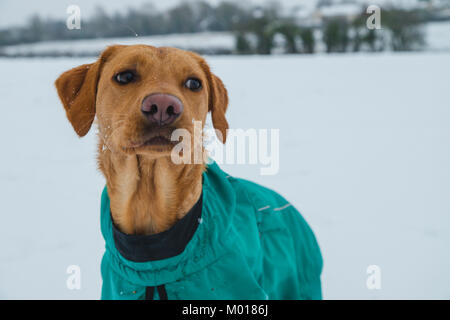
[98,148,204,235]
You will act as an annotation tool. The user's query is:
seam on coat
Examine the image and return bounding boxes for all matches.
[257,205,270,211]
[239,184,262,225]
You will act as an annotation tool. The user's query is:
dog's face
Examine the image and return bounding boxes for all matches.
[55,45,228,158]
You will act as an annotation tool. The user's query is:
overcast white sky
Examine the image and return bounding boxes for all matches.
[0,0,320,29]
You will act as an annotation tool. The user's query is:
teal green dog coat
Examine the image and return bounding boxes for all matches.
[100,161,323,300]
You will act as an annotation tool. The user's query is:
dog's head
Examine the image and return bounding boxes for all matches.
[55,45,228,157]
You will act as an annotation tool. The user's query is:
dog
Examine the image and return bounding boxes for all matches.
[55,45,323,300]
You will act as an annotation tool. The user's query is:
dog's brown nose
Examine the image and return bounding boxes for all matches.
[141,93,183,126]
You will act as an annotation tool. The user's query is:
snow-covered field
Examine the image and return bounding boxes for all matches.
[0,32,235,56]
[0,52,449,299]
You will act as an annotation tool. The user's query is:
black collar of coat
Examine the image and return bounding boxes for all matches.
[112,192,203,262]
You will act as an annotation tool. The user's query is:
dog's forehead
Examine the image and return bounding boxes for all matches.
[106,45,201,70]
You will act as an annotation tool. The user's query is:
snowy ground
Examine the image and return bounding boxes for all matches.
[0,32,235,56]
[0,52,449,299]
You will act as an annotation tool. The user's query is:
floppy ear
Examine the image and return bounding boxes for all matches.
[54,45,120,137]
[55,62,100,137]
[209,74,229,143]
[198,59,229,143]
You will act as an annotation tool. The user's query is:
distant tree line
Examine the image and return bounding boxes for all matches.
[235,5,426,54]
[321,8,426,53]
[0,1,427,54]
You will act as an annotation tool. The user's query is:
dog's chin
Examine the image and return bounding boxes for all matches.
[134,140,175,156]
[121,131,177,156]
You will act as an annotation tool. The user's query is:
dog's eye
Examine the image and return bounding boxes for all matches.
[114,71,135,85]
[185,78,202,91]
